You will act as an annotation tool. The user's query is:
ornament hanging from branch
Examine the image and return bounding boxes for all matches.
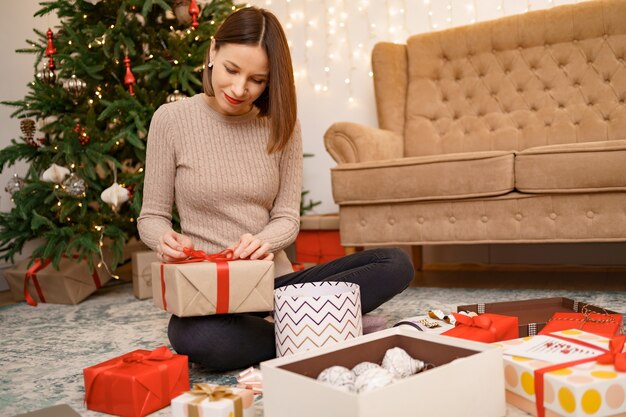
[41,163,70,184]
[189,0,200,29]
[62,173,87,198]
[166,90,187,103]
[173,0,192,25]
[20,119,39,147]
[36,65,56,85]
[5,174,25,195]
[123,55,136,96]
[64,75,87,98]
[45,28,57,71]
[101,182,130,211]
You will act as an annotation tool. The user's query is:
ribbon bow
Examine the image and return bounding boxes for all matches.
[186,384,242,417]
[122,346,174,364]
[596,335,626,371]
[236,367,263,394]
[452,312,493,330]
[178,247,233,263]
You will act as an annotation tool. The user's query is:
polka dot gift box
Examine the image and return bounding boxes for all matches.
[497,330,626,417]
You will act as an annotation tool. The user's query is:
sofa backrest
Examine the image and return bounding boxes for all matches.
[377,0,626,158]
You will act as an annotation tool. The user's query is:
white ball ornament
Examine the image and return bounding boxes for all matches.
[381,347,425,378]
[41,163,70,184]
[101,182,130,209]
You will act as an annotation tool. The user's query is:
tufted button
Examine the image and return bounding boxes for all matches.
[603,34,609,40]
[549,212,557,220]
[517,87,523,93]
[492,48,497,54]
[515,213,523,221]
[481,215,488,223]
[620,98,625,104]
[417,216,425,224]
[545,120,552,127]
[388,218,396,226]
[543,85,550,92]
[530,105,537,111]
[558,103,565,109]
[604,115,610,121]
[489,126,495,132]
[505,69,511,74]
[360,219,367,226]
[573,81,580,87]
[587,59,594,65]
[518,46,523,51]
[620,58,625,64]
[586,210,595,219]
[574,121,580,126]
[449,216,456,224]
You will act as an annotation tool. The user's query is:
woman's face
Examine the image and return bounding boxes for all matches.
[209,43,269,116]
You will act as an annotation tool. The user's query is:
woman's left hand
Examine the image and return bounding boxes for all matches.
[228,233,274,261]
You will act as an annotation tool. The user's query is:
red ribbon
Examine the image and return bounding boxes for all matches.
[596,335,626,371]
[160,248,234,314]
[532,334,610,417]
[452,312,493,330]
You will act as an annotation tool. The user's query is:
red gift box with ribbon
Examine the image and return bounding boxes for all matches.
[84,346,189,417]
[442,313,519,343]
[538,307,623,338]
[152,248,274,317]
[4,256,111,306]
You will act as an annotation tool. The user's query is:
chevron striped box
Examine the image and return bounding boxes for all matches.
[262,327,505,417]
[274,282,363,357]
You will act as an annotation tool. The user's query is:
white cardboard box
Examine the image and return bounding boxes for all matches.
[261,327,506,417]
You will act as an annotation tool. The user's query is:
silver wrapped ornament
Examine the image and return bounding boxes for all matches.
[36,66,56,85]
[317,366,355,392]
[355,367,396,393]
[166,90,187,103]
[5,174,25,195]
[381,347,425,378]
[352,361,382,378]
[63,75,87,98]
[62,173,87,197]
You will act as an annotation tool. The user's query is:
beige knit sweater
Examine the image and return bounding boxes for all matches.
[137,94,303,277]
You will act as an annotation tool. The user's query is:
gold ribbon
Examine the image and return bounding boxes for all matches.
[549,305,616,329]
[186,384,242,417]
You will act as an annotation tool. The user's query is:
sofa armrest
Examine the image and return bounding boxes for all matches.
[324,122,404,164]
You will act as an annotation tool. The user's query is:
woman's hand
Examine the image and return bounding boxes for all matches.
[157,231,194,262]
[228,233,274,261]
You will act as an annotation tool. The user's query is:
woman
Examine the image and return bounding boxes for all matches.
[138,6,413,371]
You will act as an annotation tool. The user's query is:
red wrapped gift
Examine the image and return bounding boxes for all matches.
[442,313,519,343]
[538,307,623,338]
[84,346,189,417]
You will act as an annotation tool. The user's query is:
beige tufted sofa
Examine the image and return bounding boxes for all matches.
[324,0,626,268]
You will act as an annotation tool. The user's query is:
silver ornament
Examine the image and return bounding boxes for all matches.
[381,347,425,379]
[317,366,355,392]
[36,66,56,85]
[355,367,396,393]
[62,173,87,197]
[166,90,188,103]
[352,361,382,378]
[5,174,25,195]
[63,75,87,98]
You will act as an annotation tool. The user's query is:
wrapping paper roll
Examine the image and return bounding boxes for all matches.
[274,281,362,357]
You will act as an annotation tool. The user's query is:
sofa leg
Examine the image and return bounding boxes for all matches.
[411,245,423,271]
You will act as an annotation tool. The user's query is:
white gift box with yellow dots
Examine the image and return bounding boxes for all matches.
[497,329,626,417]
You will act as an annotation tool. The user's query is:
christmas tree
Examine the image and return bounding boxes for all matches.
[0,0,239,272]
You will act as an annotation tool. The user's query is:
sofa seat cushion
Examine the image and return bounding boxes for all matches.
[515,140,626,193]
[331,150,514,205]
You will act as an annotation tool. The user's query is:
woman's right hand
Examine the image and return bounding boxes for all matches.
[157,231,194,262]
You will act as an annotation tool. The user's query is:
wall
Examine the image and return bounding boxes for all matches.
[1,0,624,280]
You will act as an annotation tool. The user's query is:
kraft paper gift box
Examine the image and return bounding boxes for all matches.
[4,256,111,305]
[539,312,623,339]
[84,346,189,417]
[132,251,159,300]
[152,252,274,317]
[171,383,254,417]
[497,330,626,417]
[442,312,519,343]
[458,297,619,337]
[262,326,506,417]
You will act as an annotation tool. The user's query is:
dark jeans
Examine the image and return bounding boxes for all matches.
[168,247,414,371]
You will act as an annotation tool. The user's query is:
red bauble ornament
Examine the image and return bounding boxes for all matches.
[123,56,136,96]
[188,0,200,29]
[45,28,57,71]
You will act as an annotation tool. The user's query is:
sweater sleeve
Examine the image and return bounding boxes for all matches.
[253,120,303,252]
[137,105,177,251]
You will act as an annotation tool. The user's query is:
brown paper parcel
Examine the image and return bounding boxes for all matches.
[152,260,274,317]
[132,250,159,299]
[4,257,112,305]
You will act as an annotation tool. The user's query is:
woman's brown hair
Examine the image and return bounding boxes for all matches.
[202,7,297,154]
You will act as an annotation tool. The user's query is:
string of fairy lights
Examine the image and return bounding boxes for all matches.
[254,0,583,105]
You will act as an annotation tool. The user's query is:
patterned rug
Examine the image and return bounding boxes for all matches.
[1,281,624,417]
